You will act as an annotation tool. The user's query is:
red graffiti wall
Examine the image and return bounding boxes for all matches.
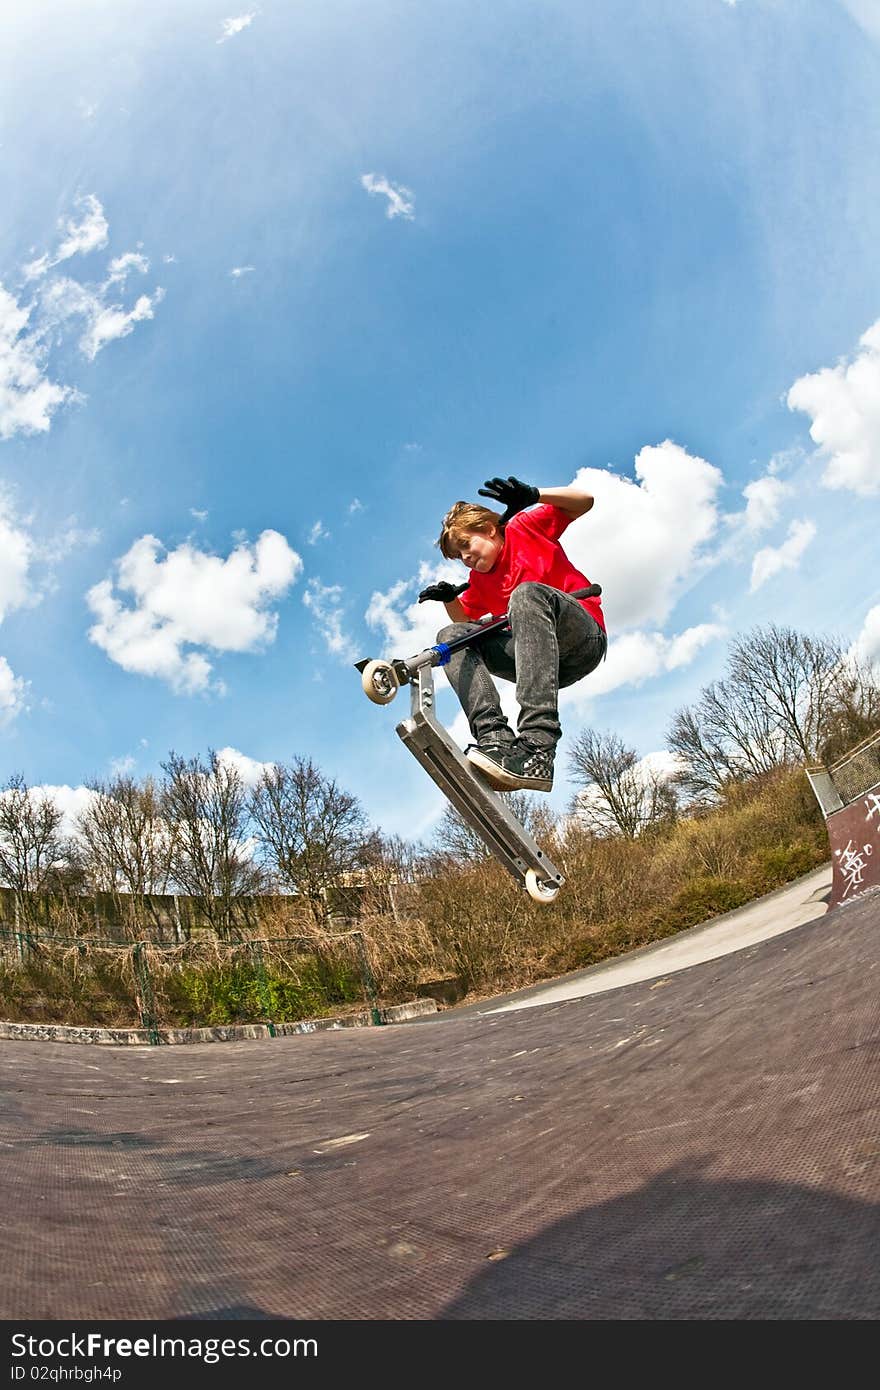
[827,780,880,907]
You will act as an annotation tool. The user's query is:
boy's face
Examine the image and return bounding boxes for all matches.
[456,525,503,573]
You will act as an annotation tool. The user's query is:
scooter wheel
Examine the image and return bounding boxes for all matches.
[525,869,561,904]
[361,659,399,705]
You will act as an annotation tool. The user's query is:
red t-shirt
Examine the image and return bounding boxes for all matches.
[457,504,605,632]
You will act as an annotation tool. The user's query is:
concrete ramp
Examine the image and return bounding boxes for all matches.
[1,879,878,1320]
[479,863,832,1014]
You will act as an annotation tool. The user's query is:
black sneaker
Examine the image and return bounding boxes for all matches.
[465,739,516,790]
[469,740,555,793]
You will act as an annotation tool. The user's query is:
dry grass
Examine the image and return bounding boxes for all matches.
[354,766,829,1000]
[0,768,829,1022]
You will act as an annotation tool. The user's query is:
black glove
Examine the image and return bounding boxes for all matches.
[418,580,469,604]
[477,475,540,523]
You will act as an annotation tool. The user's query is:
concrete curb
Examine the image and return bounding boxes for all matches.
[0,997,438,1046]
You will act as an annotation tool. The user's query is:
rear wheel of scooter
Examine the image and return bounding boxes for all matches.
[525,869,560,904]
[361,659,399,704]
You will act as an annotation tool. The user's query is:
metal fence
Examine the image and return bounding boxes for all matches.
[806,726,880,816]
[0,926,382,1041]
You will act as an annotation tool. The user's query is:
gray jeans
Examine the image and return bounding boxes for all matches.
[437,581,607,751]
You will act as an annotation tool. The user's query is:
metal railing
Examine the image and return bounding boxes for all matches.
[806,726,880,817]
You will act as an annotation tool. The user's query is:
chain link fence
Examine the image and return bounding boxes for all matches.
[806,727,880,816]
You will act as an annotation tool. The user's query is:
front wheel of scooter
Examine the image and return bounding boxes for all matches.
[361,659,399,705]
[524,869,561,904]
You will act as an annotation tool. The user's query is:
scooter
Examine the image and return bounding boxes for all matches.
[355,584,602,903]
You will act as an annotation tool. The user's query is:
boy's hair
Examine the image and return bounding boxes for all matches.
[437,501,503,559]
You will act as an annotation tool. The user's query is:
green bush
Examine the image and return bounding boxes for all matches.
[0,944,367,1029]
[156,957,364,1026]
[746,841,826,892]
[648,876,754,934]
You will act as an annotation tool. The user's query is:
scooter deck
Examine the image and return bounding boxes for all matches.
[396,667,565,896]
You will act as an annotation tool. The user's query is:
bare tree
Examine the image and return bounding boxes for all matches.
[0,774,67,928]
[353,831,429,917]
[819,654,880,765]
[76,775,177,938]
[665,704,734,802]
[161,751,265,938]
[249,757,379,928]
[668,678,785,802]
[727,626,845,763]
[668,624,880,802]
[567,730,677,839]
[431,792,540,864]
[365,832,425,883]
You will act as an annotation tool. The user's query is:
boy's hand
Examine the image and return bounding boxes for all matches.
[418,580,469,604]
[478,475,540,522]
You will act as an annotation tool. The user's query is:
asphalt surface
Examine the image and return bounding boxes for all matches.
[2,873,878,1320]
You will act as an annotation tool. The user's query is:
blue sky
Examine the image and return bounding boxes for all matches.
[2,0,880,842]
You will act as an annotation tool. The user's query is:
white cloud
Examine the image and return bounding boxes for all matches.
[82,290,164,361]
[106,252,149,286]
[366,560,464,656]
[360,173,416,221]
[0,655,28,727]
[215,746,275,787]
[787,319,880,495]
[303,579,357,661]
[21,258,55,285]
[39,275,165,362]
[0,493,35,622]
[2,201,163,437]
[749,518,817,592]
[0,491,96,631]
[190,508,208,522]
[23,194,109,281]
[348,498,364,514]
[664,624,727,670]
[851,604,880,671]
[31,783,100,840]
[0,284,77,439]
[55,195,109,262]
[36,522,101,567]
[229,265,255,278]
[88,290,163,360]
[568,624,725,702]
[636,749,683,781]
[218,13,257,44]
[0,782,94,841]
[308,521,328,544]
[86,530,303,693]
[741,473,789,533]
[566,442,724,630]
[109,754,136,776]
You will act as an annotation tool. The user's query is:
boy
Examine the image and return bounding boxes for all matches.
[418,475,606,793]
